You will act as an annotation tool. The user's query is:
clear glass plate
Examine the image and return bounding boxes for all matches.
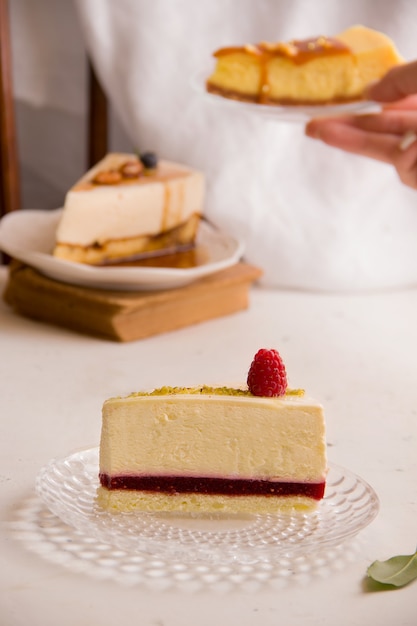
[0,209,244,291]
[36,448,379,564]
[191,69,380,123]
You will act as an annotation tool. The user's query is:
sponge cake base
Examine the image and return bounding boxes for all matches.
[97,487,320,514]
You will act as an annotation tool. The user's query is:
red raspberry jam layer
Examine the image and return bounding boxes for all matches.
[99,474,325,500]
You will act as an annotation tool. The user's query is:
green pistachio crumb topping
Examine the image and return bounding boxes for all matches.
[285,388,305,396]
[128,385,305,398]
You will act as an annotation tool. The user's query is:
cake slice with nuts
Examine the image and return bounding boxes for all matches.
[53,152,205,265]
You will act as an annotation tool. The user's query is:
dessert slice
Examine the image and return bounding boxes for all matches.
[206,25,403,105]
[97,350,327,514]
[53,153,205,265]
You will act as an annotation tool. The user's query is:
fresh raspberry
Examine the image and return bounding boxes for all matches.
[247,348,287,397]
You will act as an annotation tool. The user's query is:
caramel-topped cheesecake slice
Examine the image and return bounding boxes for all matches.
[97,350,327,514]
[206,25,403,105]
[53,153,205,265]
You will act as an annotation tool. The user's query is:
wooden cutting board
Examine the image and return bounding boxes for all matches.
[3,261,262,342]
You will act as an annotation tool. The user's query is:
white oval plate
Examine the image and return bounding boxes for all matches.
[36,447,380,565]
[192,69,380,123]
[0,209,244,291]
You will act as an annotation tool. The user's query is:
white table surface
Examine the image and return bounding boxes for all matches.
[0,264,416,626]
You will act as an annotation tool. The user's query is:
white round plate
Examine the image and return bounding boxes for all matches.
[0,209,244,291]
[191,69,380,123]
[36,447,379,564]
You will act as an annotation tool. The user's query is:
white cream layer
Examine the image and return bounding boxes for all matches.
[100,393,327,482]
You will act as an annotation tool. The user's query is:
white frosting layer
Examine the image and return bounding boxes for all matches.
[55,154,205,246]
[100,393,327,482]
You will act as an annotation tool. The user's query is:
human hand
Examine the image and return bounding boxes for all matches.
[366,59,417,103]
[305,61,417,189]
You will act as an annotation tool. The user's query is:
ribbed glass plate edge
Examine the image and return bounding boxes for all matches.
[35,447,379,564]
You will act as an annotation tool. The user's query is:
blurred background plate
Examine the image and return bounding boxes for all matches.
[0,209,245,291]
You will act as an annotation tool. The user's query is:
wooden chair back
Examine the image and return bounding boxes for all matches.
[0,0,108,221]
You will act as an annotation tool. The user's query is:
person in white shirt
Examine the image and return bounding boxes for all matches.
[71,0,417,291]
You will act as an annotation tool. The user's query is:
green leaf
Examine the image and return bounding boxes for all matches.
[367,548,417,587]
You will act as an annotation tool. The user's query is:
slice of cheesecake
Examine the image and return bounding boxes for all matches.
[206,25,403,105]
[97,386,327,514]
[53,153,205,265]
